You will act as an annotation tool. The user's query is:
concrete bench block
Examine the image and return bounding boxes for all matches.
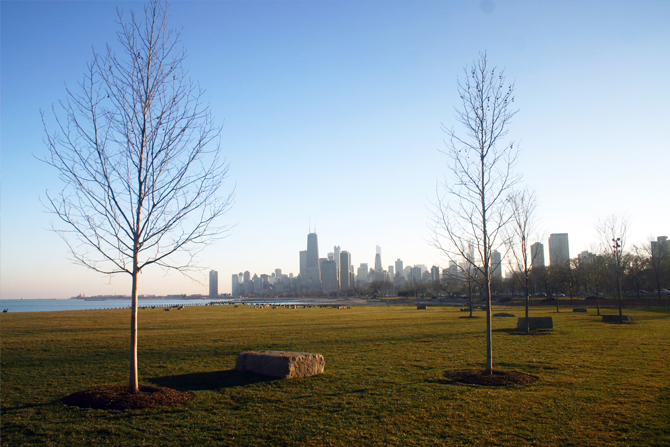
[417,305,427,310]
[235,350,325,379]
[517,317,554,330]
[602,315,634,323]
[494,313,515,317]
[572,308,588,312]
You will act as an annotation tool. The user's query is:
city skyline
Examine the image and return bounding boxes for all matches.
[225,228,652,297]
[2,1,669,299]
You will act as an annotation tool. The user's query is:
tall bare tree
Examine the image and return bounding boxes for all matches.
[432,53,520,373]
[42,0,233,393]
[596,215,630,321]
[505,188,538,334]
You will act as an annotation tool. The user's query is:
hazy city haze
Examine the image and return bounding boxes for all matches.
[2,0,668,298]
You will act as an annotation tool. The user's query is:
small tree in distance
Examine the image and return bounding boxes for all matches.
[505,188,538,334]
[42,0,233,393]
[432,52,520,374]
[596,215,630,321]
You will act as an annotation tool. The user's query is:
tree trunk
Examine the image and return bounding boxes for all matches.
[486,281,493,374]
[525,280,530,335]
[129,267,139,393]
[468,282,473,318]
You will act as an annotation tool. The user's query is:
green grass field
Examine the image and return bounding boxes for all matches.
[2,305,669,446]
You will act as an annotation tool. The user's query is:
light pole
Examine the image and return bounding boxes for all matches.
[612,238,623,320]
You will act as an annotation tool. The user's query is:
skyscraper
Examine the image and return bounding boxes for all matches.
[395,259,404,278]
[299,250,307,278]
[307,233,319,268]
[209,270,218,297]
[231,273,241,297]
[431,265,440,282]
[651,236,669,259]
[531,242,545,269]
[340,251,352,289]
[549,233,570,267]
[357,263,369,285]
[491,250,502,280]
[321,260,339,292]
[333,245,341,273]
[375,245,383,270]
[306,232,321,284]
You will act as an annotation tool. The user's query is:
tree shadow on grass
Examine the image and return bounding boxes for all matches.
[149,370,276,391]
[2,400,61,412]
[492,328,553,336]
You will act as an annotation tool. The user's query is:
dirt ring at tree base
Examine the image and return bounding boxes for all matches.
[63,385,194,410]
[443,369,539,387]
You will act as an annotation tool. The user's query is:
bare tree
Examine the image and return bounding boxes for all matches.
[596,215,630,321]
[432,53,520,373]
[42,0,233,393]
[505,188,538,334]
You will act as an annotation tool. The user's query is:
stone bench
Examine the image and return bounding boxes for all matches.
[235,351,325,379]
[494,313,515,317]
[517,317,553,330]
[572,308,588,312]
[417,305,427,310]
[602,315,634,323]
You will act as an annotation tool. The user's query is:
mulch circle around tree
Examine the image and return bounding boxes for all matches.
[63,385,194,410]
[443,369,539,387]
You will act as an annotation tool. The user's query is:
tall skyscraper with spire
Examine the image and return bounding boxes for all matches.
[305,232,321,285]
[374,245,384,281]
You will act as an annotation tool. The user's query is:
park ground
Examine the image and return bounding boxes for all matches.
[1,304,669,446]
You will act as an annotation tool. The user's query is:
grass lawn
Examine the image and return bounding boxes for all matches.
[2,305,669,446]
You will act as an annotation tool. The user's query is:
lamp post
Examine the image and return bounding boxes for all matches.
[612,238,623,320]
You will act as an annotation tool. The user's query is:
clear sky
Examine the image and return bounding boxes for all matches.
[2,0,669,299]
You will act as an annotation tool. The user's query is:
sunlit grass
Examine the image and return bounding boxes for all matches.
[2,305,669,446]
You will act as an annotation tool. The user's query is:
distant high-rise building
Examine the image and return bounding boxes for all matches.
[321,260,339,292]
[578,251,596,265]
[491,250,502,280]
[232,273,241,297]
[306,233,321,285]
[340,251,352,289]
[411,266,422,283]
[375,245,383,270]
[388,266,394,276]
[531,242,545,269]
[334,245,341,272]
[357,263,369,284]
[299,250,307,278]
[243,271,251,283]
[318,258,328,277]
[395,259,404,278]
[549,233,570,267]
[431,265,440,282]
[307,233,319,268]
[209,270,218,297]
[651,236,669,260]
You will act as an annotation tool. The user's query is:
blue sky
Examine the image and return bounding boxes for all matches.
[2,0,669,298]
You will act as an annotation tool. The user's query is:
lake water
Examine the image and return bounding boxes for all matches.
[0,298,228,313]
